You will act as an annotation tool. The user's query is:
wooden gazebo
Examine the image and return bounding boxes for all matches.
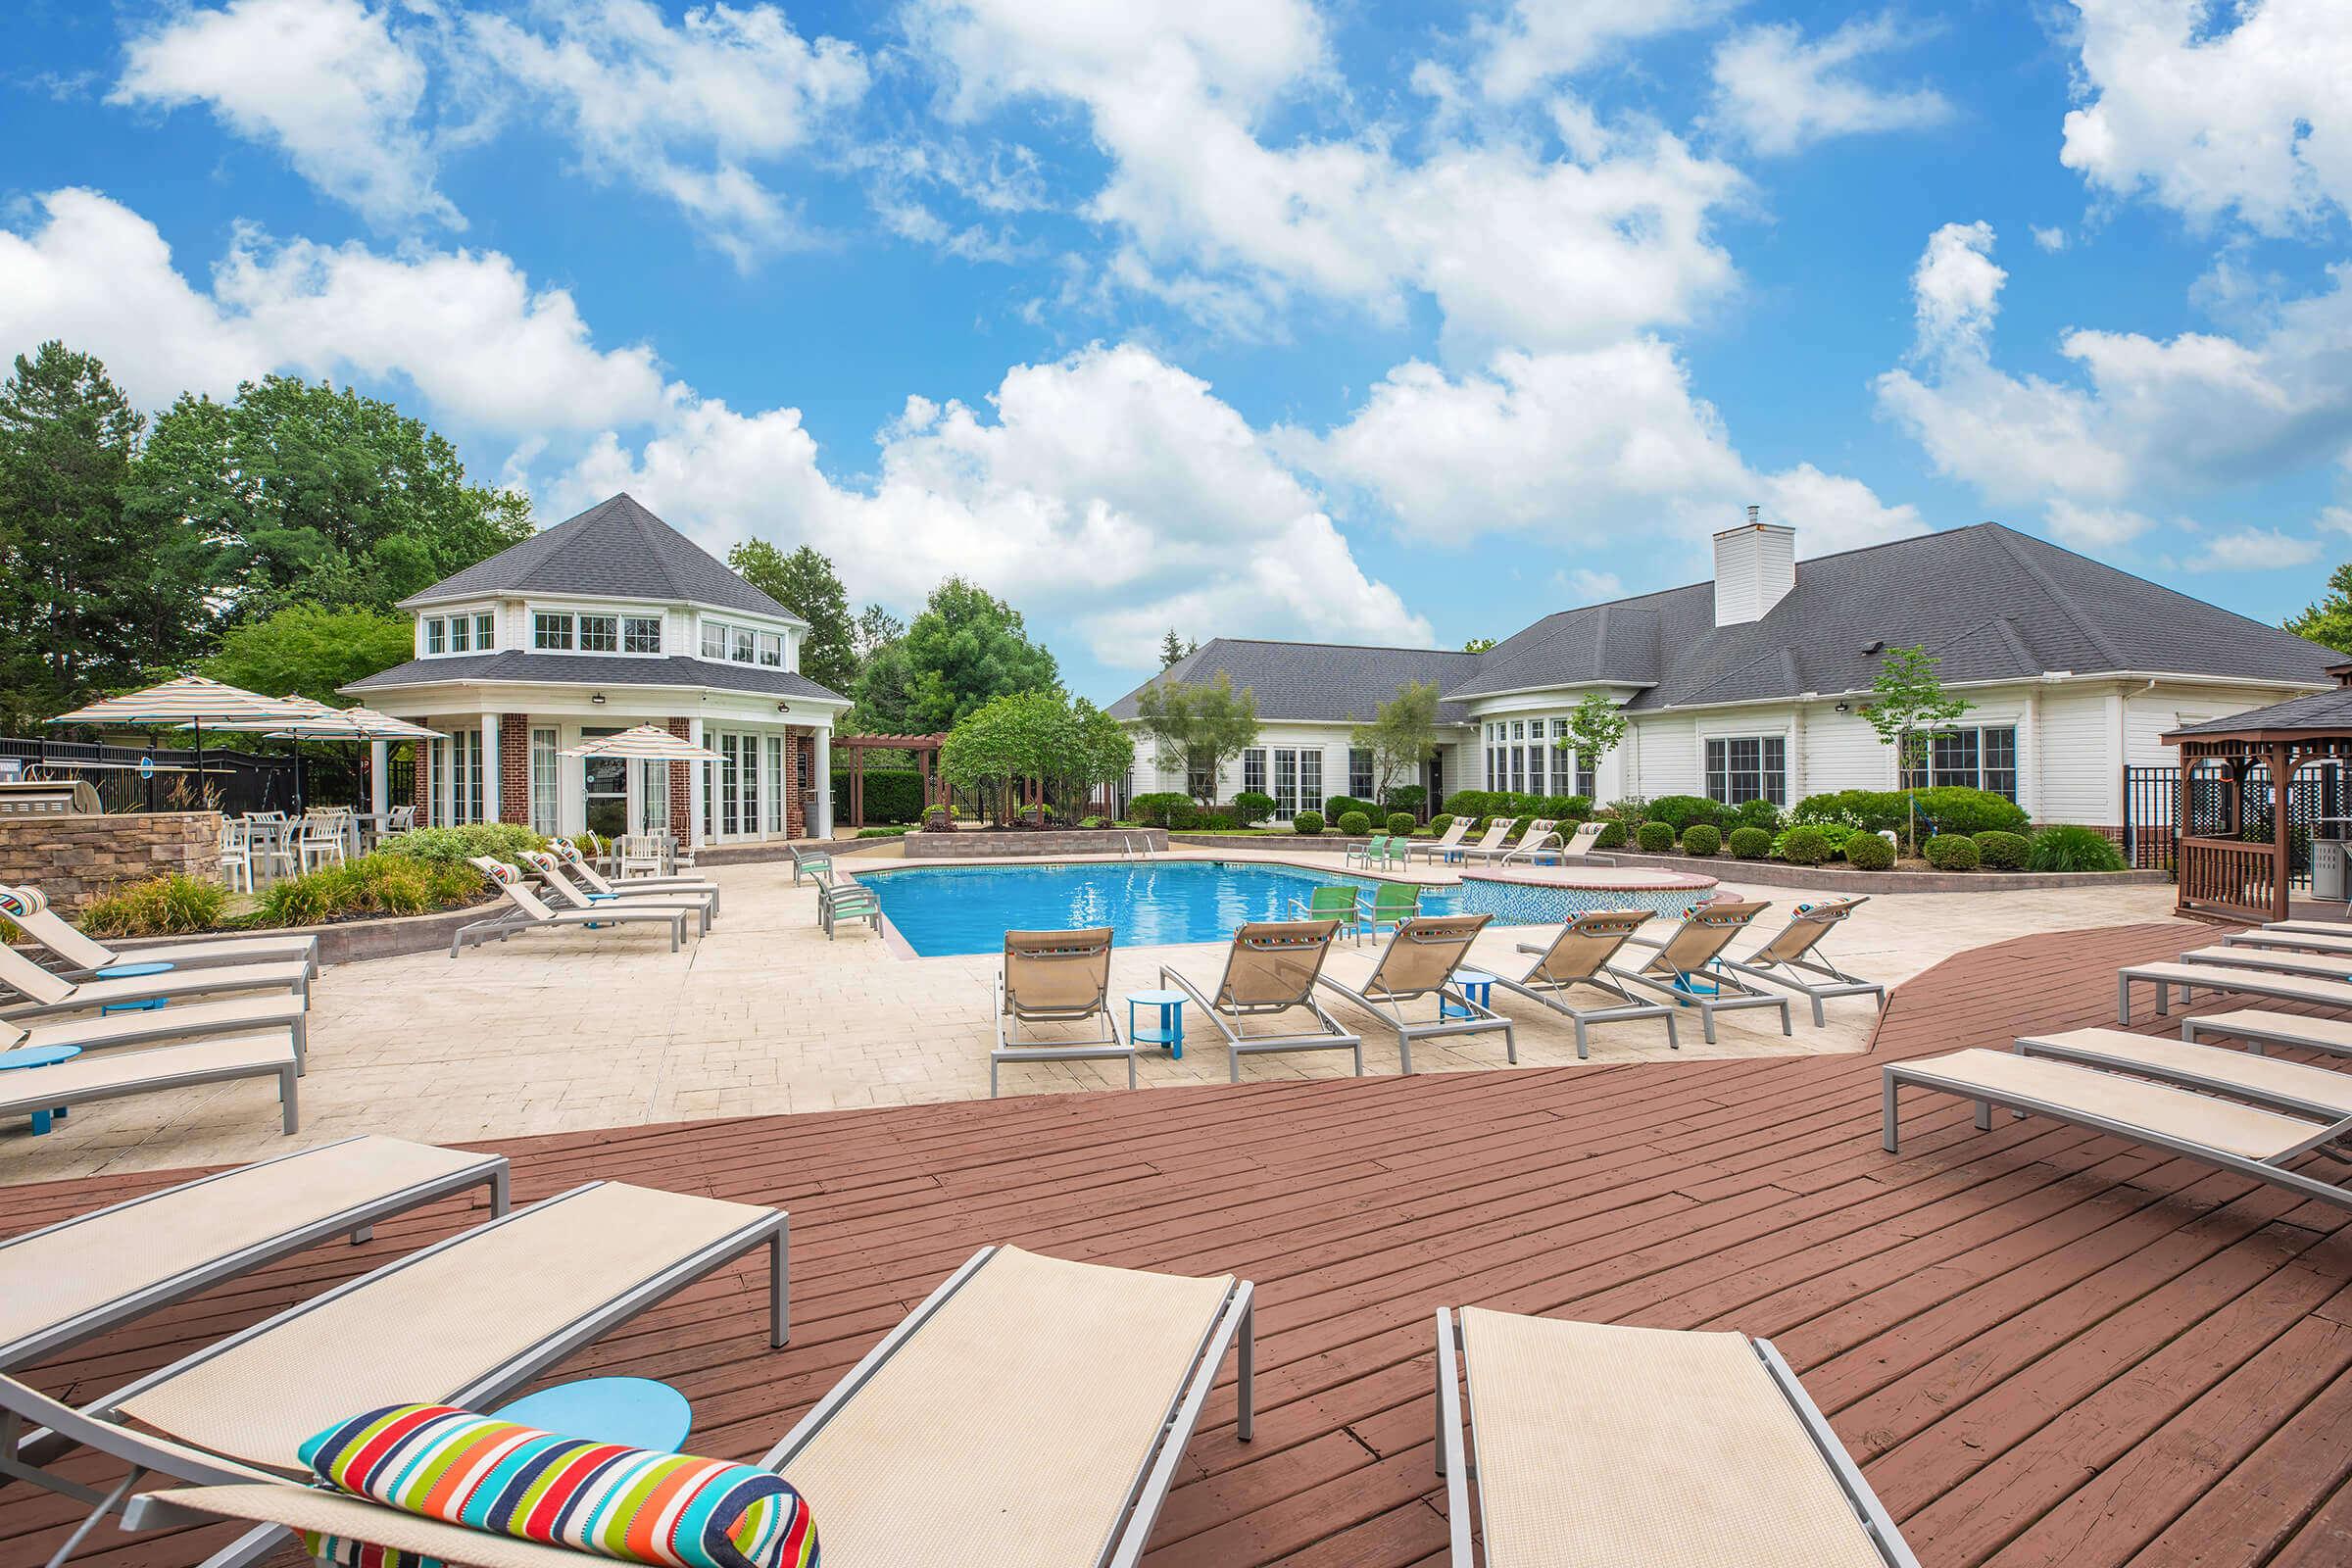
[2167,670,2352,923]
[834,731,947,828]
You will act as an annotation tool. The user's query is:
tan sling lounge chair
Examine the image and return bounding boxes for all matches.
[2015,1028,2352,1124]
[0,885,317,979]
[2183,1008,2352,1060]
[1,1038,301,1137]
[125,1244,1251,1568]
[1407,817,1471,862]
[1553,819,1615,863]
[0,1136,507,1371]
[1613,899,1793,1043]
[1497,823,1562,865]
[0,943,308,1024]
[1160,919,1366,1082]
[6,1182,786,1567]
[1490,910,1681,1057]
[452,859,692,955]
[1448,818,1518,864]
[5,990,308,1071]
[2115,959,2352,1025]
[1317,912,1514,1073]
[992,926,1134,1095]
[1883,1047,2352,1209]
[547,838,719,913]
[2177,945,2352,983]
[2223,925,2352,956]
[1461,819,1546,865]
[1717,897,1887,1026]
[1434,1309,1917,1567]
[519,850,713,932]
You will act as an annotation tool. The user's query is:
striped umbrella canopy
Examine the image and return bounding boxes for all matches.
[48,675,313,808]
[254,699,446,742]
[560,724,723,762]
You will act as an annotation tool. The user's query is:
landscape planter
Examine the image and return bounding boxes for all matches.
[1596,848,2170,894]
[903,827,1167,858]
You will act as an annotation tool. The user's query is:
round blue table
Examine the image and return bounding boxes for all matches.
[1442,970,1496,1020]
[0,1044,82,1135]
[494,1377,692,1450]
[1127,988,1187,1058]
[94,961,174,980]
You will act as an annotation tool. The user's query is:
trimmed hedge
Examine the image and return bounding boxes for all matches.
[1129,793,1196,828]
[1429,813,1454,837]
[1923,834,1981,870]
[1790,786,2026,839]
[1386,811,1416,836]
[1780,825,1833,865]
[1842,832,1895,870]
[1646,795,1723,834]
[1636,821,1676,854]
[1337,810,1372,836]
[380,823,544,865]
[1680,823,1721,856]
[1443,790,1594,824]
[1592,820,1628,850]
[1728,797,1785,833]
[830,766,924,824]
[1323,796,1374,823]
[1974,830,2030,870]
[2027,824,2127,872]
[1231,791,1276,825]
[1727,825,1772,859]
[1294,809,1325,836]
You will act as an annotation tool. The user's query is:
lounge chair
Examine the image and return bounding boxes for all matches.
[2,1038,302,1137]
[1344,834,1393,869]
[1160,919,1366,1081]
[992,926,1132,1095]
[2222,925,2352,956]
[0,1136,507,1371]
[2182,1008,2352,1060]
[1449,817,1518,864]
[6,1181,786,1564]
[2015,1027,2352,1123]
[0,943,308,1025]
[2253,918,2352,938]
[1460,818,1547,866]
[7,991,308,1072]
[1317,912,1514,1074]
[1434,1308,1917,1567]
[1408,818,1471,862]
[1611,899,1793,1043]
[815,868,881,939]
[1497,825,1563,865]
[1553,819,1615,864]
[2177,945,2352,983]
[547,838,718,912]
[787,841,834,884]
[124,1244,1248,1568]
[1490,910,1681,1057]
[1363,879,1421,938]
[1289,883,1363,941]
[0,884,317,979]
[519,850,712,933]
[2115,959,2352,1025]
[1717,897,1887,1026]
[1884,1047,2352,1209]
[451,859,690,956]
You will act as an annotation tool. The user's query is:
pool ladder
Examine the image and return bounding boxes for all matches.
[1118,832,1154,859]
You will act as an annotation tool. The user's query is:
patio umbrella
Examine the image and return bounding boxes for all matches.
[47,675,309,809]
[560,724,723,761]
[256,700,446,809]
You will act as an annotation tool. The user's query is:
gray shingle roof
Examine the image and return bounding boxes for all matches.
[1105,640,1486,723]
[2169,686,2352,736]
[344,652,848,704]
[400,494,801,622]
[1110,523,2344,726]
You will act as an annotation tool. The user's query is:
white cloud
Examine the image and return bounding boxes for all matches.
[2322,505,2352,536]
[1876,222,2352,507]
[1284,341,1923,556]
[2032,224,2069,252]
[1559,566,1624,600]
[2043,498,2153,548]
[2186,527,2324,570]
[466,0,869,264]
[907,0,1747,351]
[1466,0,1732,104]
[2059,0,2352,231]
[1707,15,1951,156]
[114,0,457,229]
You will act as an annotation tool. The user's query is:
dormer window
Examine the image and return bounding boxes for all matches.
[449,615,471,653]
[700,617,783,665]
[624,616,661,654]
[425,618,445,655]
[760,633,783,667]
[534,612,573,651]
[579,613,618,653]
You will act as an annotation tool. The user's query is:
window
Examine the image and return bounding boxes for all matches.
[1902,724,2019,801]
[1273,749,1299,817]
[434,730,485,824]
[1348,748,1374,800]
[1705,736,1788,807]
[447,614,469,653]
[766,735,786,833]
[578,614,618,653]
[534,612,573,651]
[424,617,446,654]
[623,616,661,654]
[702,620,727,659]
[1242,748,1267,798]
[732,627,757,663]
[1186,749,1214,801]
[529,728,558,834]
[759,632,784,667]
[474,612,495,651]
[1299,749,1323,809]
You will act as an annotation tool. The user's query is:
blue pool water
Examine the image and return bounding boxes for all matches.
[861,859,1476,956]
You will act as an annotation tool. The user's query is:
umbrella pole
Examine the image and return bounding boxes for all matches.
[293,743,304,814]
[194,719,205,811]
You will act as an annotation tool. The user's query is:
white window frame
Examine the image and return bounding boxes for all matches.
[1704,734,1788,808]
[623,615,662,655]
[577,613,619,654]
[533,611,574,651]
[1901,723,2021,801]
[423,617,446,655]
[473,612,496,651]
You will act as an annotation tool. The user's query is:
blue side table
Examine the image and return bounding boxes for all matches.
[0,1044,82,1135]
[1128,988,1186,1058]
[1443,970,1496,1020]
[94,960,175,980]
[494,1377,693,1451]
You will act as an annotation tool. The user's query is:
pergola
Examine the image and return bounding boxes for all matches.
[835,732,947,827]
[2166,670,2352,923]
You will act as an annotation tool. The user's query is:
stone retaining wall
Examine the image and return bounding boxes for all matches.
[903,828,1167,858]
[0,811,222,913]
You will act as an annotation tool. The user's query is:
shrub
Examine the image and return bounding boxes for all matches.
[1429,813,1454,838]
[1974,830,2030,870]
[380,822,544,866]
[1779,825,1833,865]
[1129,793,1195,828]
[2027,824,2127,873]
[1079,815,1107,829]
[1386,811,1416,836]
[1337,810,1372,836]
[1231,790,1277,825]
[1443,790,1595,824]
[1293,809,1325,836]
[1324,795,1373,822]
[1592,820,1628,850]
[1636,821,1676,854]
[256,853,484,927]
[1604,797,1649,831]
[1730,797,1786,834]
[1384,785,1427,815]
[1680,823,1722,856]
[1790,790,1907,834]
[858,824,913,838]
[1727,825,1772,859]
[827,765,925,824]
[1908,786,2030,838]
[1923,834,1980,870]
[1646,795,1723,834]
[78,874,227,938]
[1842,833,1895,870]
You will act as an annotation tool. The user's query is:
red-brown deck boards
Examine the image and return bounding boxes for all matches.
[6,917,2352,1566]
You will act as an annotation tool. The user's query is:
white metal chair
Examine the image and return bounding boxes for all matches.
[244,813,296,882]
[293,815,345,873]
[616,834,667,878]
[218,817,254,894]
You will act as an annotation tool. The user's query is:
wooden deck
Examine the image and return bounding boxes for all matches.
[7,919,2352,1567]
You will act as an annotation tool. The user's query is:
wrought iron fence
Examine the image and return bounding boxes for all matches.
[0,736,368,816]
[2131,760,2352,890]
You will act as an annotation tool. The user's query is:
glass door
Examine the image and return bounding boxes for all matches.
[580,727,626,838]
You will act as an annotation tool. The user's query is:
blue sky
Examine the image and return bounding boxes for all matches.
[4,0,2349,702]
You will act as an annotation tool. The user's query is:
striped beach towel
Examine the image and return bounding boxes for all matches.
[299,1405,815,1568]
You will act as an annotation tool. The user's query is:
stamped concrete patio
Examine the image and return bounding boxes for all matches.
[0,846,2181,1182]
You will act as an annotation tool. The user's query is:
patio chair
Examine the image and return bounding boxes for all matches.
[292,814,345,874]
[1717,897,1887,1026]
[1452,817,1524,864]
[0,883,318,979]
[614,833,668,879]
[1553,819,1615,863]
[1317,912,1513,1073]
[992,926,1133,1095]
[1407,817,1471,862]
[815,867,881,939]
[0,1137,505,1372]
[2222,925,2352,956]
[124,1244,1247,1568]
[1434,1308,1917,1567]
[1490,909,1682,1058]
[546,838,718,912]
[2015,1027,2352,1124]
[6,990,309,1072]
[2116,959,2352,1025]
[2,1038,303,1138]
[1883,1047,2352,1210]
[1288,883,1364,942]
[1345,834,1393,869]
[518,850,712,934]
[1160,919,1366,1082]
[6,1181,786,1567]
[450,859,690,956]
[1363,879,1421,938]
[0,942,308,1025]
[2177,945,2352,983]
[1606,898,1792,1043]
[386,804,416,835]
[243,813,297,882]
[787,840,834,884]
[218,817,253,894]
[1497,824,1563,864]
[2182,1008,2352,1060]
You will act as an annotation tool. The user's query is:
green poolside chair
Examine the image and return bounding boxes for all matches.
[1364,880,1421,938]
[1345,835,1391,869]
[1289,884,1364,942]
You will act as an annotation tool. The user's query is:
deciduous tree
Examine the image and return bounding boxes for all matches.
[2287,565,2352,656]
[852,576,1058,732]
[1350,679,1441,806]
[1863,645,1973,851]
[1557,692,1628,795]
[727,539,858,694]
[203,605,418,708]
[1133,669,1259,803]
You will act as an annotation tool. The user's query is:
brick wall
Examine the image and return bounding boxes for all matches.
[414,731,431,822]
[500,712,530,825]
[0,811,224,914]
[787,728,809,840]
[667,717,693,842]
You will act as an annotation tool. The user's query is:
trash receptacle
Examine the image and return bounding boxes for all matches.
[2314,837,2349,902]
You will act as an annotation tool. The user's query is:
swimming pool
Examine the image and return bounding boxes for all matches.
[860,859,1477,956]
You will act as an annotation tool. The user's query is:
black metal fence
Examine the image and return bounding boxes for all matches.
[0,736,367,815]
[2126,760,2352,888]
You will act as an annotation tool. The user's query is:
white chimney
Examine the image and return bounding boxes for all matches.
[1713,508,1795,627]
